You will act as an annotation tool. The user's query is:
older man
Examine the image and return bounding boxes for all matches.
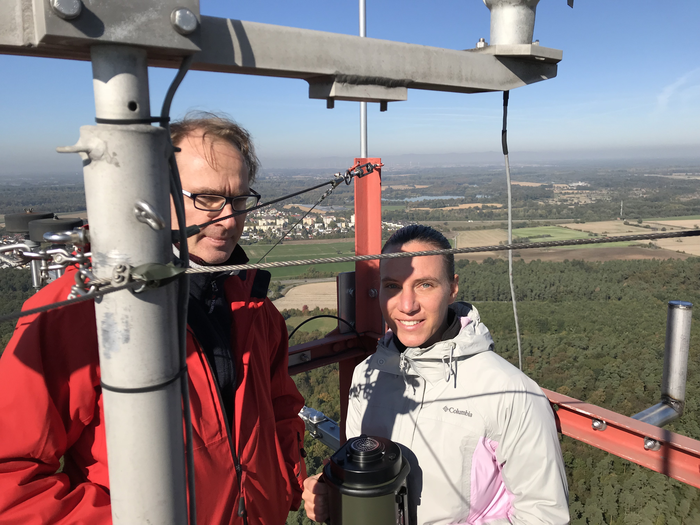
[303,225,569,525]
[0,114,306,524]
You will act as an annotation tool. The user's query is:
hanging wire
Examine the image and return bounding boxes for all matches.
[501,91,523,371]
[288,314,360,340]
[159,54,197,525]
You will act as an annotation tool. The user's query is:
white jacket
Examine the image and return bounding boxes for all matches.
[346,302,569,525]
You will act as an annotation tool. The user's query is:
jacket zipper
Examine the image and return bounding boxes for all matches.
[189,327,247,523]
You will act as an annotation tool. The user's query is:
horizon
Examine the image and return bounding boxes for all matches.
[0,1,698,177]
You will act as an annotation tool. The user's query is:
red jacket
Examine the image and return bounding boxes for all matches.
[0,265,306,525]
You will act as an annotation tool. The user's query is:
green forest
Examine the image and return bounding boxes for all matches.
[4,256,700,524]
[288,257,700,525]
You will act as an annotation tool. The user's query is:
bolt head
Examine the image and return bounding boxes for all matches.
[50,0,82,20]
[171,8,198,35]
[368,288,378,298]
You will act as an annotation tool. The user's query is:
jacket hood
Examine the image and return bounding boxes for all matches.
[372,302,494,385]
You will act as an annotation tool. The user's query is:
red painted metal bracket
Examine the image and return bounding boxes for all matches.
[288,333,377,376]
[545,389,700,489]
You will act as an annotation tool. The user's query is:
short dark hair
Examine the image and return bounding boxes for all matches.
[170,111,260,183]
[382,224,455,279]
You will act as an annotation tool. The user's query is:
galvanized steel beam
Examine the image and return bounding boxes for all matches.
[1,1,560,96]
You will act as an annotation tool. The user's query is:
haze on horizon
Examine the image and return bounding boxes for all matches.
[0,0,697,178]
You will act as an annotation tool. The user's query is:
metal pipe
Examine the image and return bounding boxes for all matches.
[663,300,692,406]
[483,0,540,46]
[85,45,187,525]
[632,300,692,427]
[359,0,368,157]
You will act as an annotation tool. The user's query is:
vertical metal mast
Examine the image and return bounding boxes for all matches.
[359,0,368,157]
[64,45,188,525]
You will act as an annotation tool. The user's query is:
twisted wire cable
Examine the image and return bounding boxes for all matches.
[2,228,698,325]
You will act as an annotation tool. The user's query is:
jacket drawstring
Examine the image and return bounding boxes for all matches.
[442,343,456,384]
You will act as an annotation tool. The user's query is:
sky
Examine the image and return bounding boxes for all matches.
[0,0,698,176]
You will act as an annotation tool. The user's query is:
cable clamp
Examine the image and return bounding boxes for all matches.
[347,162,383,181]
[130,263,187,293]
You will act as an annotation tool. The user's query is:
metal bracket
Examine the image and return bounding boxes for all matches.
[288,351,311,367]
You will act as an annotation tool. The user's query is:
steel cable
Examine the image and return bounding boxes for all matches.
[3,228,699,325]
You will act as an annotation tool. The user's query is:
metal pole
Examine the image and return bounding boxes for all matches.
[663,301,692,407]
[68,45,188,524]
[359,0,368,157]
[632,300,692,428]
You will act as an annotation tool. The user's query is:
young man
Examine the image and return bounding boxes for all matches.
[0,114,306,524]
[303,225,569,525]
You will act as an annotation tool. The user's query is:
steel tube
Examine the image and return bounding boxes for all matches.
[359,0,368,157]
[632,300,692,427]
[85,45,187,525]
[663,300,692,405]
[631,402,679,428]
[484,0,539,46]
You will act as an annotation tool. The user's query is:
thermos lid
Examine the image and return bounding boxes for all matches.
[324,435,406,494]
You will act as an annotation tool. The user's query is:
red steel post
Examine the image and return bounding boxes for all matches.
[339,157,383,442]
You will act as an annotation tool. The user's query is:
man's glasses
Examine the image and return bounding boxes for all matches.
[182,189,261,212]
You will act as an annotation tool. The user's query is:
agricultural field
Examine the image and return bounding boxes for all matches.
[284,315,337,335]
[273,281,337,310]
[243,241,355,279]
[455,229,508,248]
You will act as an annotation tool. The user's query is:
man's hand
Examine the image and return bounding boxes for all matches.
[302,473,329,523]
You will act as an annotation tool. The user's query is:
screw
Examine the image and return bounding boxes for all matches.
[368,288,378,298]
[644,438,661,451]
[592,419,607,431]
[476,37,487,49]
[171,8,198,35]
[299,353,310,362]
[50,0,82,20]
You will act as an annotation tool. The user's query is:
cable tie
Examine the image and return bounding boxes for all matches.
[95,116,170,125]
[101,366,187,394]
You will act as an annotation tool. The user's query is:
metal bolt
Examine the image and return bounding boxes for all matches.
[171,8,198,35]
[476,38,488,49]
[368,288,378,298]
[50,0,82,20]
[592,419,607,431]
[299,352,310,362]
[644,438,661,451]
[347,288,355,297]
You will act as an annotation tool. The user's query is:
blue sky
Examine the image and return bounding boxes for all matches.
[0,0,698,176]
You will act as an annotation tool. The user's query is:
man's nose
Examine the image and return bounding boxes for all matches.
[214,202,239,227]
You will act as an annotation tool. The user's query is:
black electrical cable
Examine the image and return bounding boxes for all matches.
[160,53,198,525]
[288,314,359,341]
[501,90,523,372]
[173,163,376,242]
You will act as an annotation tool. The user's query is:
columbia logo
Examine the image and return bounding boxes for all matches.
[443,405,472,417]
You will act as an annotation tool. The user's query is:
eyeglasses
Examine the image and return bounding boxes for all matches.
[182,189,261,212]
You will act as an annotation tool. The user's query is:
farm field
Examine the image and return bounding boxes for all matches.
[455,229,508,248]
[414,202,503,211]
[273,281,337,310]
[646,215,700,221]
[562,220,643,236]
[284,315,337,334]
[648,219,700,229]
[243,241,355,279]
